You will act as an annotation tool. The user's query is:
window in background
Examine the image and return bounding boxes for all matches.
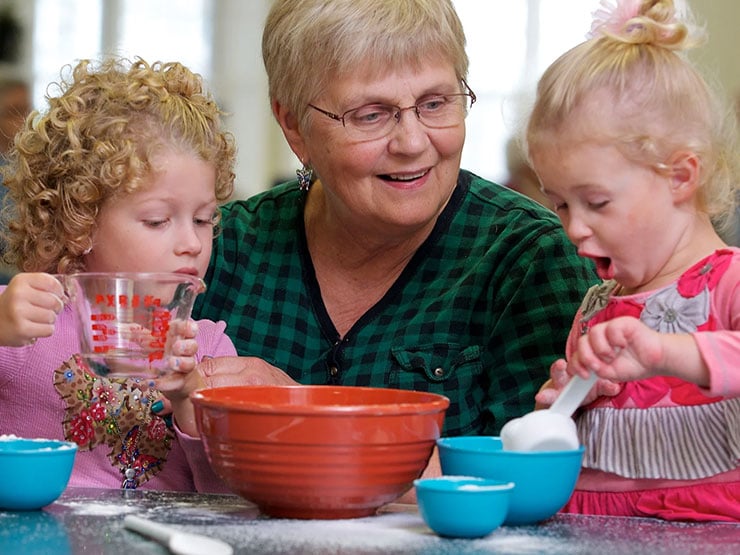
[32,0,210,109]
[454,0,599,184]
[116,0,211,79]
[32,0,102,107]
[31,0,601,194]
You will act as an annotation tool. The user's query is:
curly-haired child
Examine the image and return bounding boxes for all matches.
[0,57,237,492]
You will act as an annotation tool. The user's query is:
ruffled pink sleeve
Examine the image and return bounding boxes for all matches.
[693,251,740,398]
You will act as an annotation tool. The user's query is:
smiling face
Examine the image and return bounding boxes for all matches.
[84,150,218,278]
[280,59,466,242]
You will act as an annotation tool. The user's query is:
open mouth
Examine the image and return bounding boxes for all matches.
[593,256,613,280]
[378,169,429,184]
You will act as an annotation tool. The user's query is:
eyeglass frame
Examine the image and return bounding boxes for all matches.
[307,79,476,138]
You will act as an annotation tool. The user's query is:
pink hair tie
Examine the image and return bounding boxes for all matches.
[587,0,643,39]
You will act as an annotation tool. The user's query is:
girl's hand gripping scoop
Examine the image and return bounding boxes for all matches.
[500,372,598,451]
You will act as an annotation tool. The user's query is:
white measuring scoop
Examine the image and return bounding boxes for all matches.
[123,514,233,555]
[500,372,598,451]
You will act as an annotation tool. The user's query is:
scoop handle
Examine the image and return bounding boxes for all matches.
[549,372,598,417]
[123,515,174,543]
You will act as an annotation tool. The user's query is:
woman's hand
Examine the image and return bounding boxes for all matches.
[534,357,621,408]
[154,354,298,436]
[197,356,299,388]
[0,273,65,346]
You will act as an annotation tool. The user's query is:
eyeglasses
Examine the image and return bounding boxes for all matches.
[308,81,476,142]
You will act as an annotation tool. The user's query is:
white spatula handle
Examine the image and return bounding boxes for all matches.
[124,514,234,555]
[124,515,174,543]
[549,372,598,417]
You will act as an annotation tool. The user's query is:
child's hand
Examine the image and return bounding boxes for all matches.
[0,273,65,346]
[163,318,200,379]
[535,357,621,408]
[155,319,202,436]
[568,316,664,383]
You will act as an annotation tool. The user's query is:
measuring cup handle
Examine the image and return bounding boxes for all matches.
[549,372,598,417]
[51,274,73,306]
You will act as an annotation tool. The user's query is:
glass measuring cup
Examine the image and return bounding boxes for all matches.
[62,272,206,378]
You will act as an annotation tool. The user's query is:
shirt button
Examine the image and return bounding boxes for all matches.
[433,367,444,377]
[329,366,339,377]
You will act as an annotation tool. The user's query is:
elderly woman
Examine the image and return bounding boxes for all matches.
[193,0,597,485]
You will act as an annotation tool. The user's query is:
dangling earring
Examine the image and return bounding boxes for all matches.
[82,243,93,256]
[296,163,313,192]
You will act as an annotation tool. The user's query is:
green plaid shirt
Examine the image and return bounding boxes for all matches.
[194,170,597,436]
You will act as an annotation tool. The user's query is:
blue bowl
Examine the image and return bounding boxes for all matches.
[437,436,584,525]
[0,437,77,510]
[414,476,514,538]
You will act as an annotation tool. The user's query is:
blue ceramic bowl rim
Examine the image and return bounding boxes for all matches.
[415,476,515,493]
[0,437,78,454]
[437,436,585,456]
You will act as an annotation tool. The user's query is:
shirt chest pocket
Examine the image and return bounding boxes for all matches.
[389,343,483,387]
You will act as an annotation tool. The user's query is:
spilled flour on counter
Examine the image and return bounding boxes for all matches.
[234,512,433,553]
[216,512,569,555]
[54,501,139,516]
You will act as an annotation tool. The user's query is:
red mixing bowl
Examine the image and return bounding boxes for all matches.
[191,385,449,519]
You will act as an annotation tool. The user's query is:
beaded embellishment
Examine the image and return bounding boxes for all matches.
[53,355,173,489]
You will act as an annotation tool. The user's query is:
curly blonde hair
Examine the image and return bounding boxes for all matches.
[526,0,739,231]
[1,57,236,273]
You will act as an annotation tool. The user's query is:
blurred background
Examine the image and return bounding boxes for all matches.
[0,0,738,200]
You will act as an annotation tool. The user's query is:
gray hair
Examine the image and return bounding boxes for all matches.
[262,0,468,127]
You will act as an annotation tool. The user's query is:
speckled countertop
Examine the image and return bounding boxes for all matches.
[1,488,738,554]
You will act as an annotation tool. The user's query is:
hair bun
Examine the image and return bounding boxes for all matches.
[588,0,703,51]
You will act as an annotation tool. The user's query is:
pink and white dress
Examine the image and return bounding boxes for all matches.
[562,248,740,522]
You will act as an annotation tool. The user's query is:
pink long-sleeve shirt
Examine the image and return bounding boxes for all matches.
[0,298,236,493]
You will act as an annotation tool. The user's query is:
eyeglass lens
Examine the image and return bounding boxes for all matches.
[342,94,472,140]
